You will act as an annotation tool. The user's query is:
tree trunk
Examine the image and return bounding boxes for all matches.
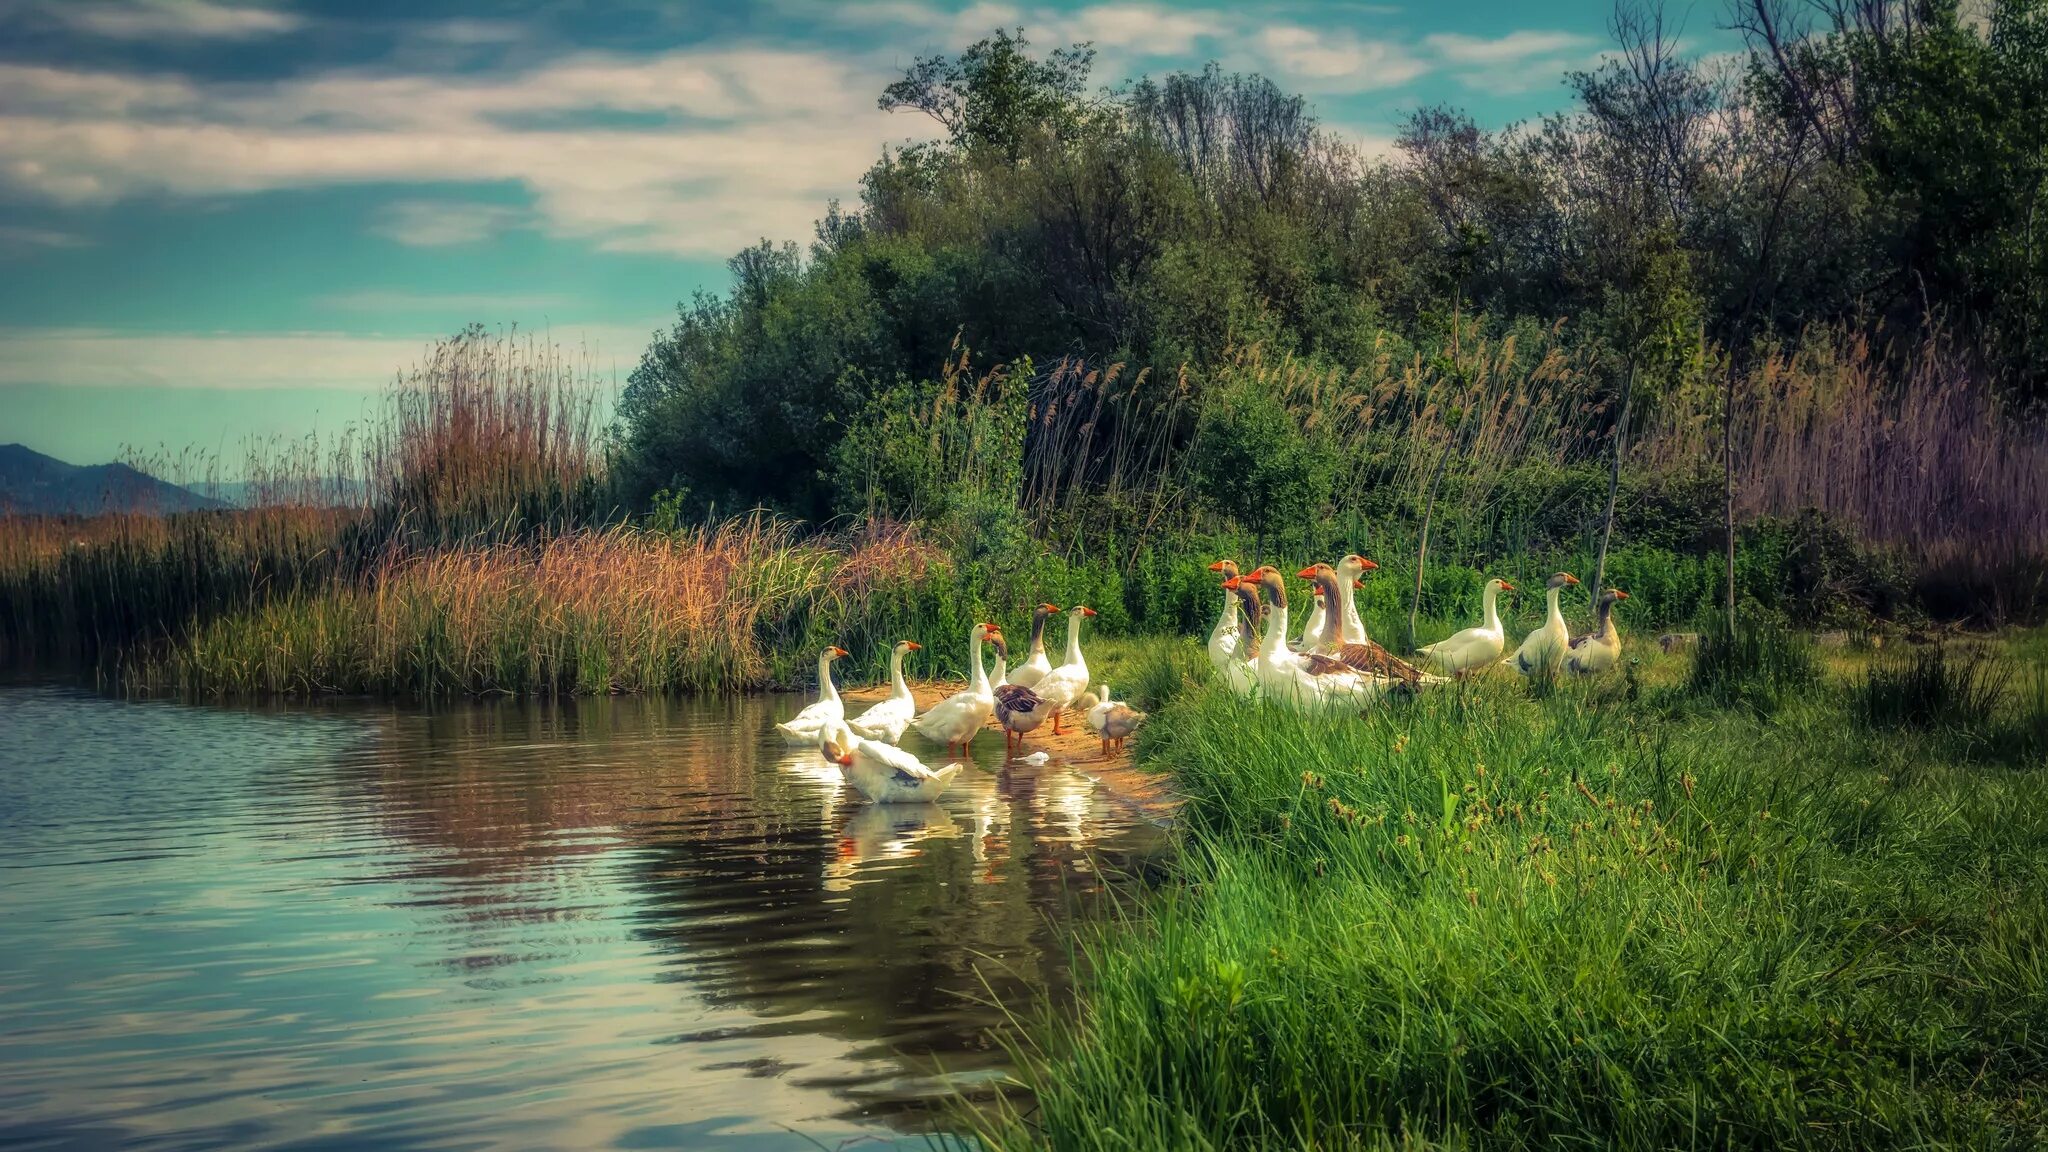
[1591,361,1634,605]
[1722,349,1739,637]
[1409,445,1453,653]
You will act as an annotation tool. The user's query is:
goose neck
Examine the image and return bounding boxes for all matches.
[1063,613,1085,665]
[818,653,840,704]
[1482,583,1502,633]
[1545,586,1564,627]
[969,632,989,692]
[889,647,911,699]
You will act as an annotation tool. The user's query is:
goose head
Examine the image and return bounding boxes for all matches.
[1336,553,1379,580]
[822,646,849,662]
[988,632,1010,663]
[1246,565,1288,609]
[818,724,856,767]
[1546,572,1581,592]
[894,640,923,655]
[1488,577,1516,594]
[1597,589,1629,609]
[1207,560,1240,582]
[1069,604,1098,619]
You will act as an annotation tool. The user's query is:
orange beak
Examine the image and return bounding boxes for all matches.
[1613,590,1630,600]
[1295,565,1319,579]
[905,641,923,650]
[1206,561,1229,572]
[1353,580,1366,590]
[1359,558,1379,572]
[1564,574,1582,585]
[828,647,849,659]
[1221,575,1241,589]
[1080,606,1098,618]
[1499,581,1516,592]
[1040,602,1061,613]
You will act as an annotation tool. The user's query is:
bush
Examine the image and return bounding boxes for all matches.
[1854,646,2009,733]
[1687,617,1821,714]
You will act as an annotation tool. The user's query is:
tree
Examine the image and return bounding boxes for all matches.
[879,29,1098,161]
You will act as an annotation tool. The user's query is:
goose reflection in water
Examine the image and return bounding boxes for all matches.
[824,802,961,892]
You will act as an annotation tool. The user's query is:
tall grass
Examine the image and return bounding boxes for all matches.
[969,669,2048,1149]
[134,515,946,698]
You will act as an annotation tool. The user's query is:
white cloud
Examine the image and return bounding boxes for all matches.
[315,290,569,314]
[1425,30,1593,66]
[0,48,921,258]
[371,201,528,247]
[1253,25,1428,92]
[0,324,658,391]
[60,0,302,40]
[0,224,90,249]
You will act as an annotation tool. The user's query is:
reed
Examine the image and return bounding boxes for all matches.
[133,515,946,698]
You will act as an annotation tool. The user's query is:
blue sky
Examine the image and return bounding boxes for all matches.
[0,0,1733,470]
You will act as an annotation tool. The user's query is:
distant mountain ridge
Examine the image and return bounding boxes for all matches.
[0,444,227,515]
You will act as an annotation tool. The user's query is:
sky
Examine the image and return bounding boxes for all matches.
[0,0,1733,470]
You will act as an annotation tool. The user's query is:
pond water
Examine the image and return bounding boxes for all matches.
[0,687,1168,1150]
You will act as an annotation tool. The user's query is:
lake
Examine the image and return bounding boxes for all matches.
[0,687,1168,1150]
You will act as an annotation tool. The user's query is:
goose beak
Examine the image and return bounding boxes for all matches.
[1567,574,1582,585]
[1081,606,1097,618]
[1353,579,1366,590]
[1613,590,1629,600]
[1041,602,1061,613]
[1359,559,1379,571]
[1295,565,1318,579]
[1206,561,1228,572]
[905,641,923,650]
[1221,576,1241,589]
[1499,580,1516,592]
[829,646,849,658]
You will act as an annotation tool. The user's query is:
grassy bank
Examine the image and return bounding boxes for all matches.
[970,638,2048,1149]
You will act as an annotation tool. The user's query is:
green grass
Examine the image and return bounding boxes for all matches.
[966,646,2048,1150]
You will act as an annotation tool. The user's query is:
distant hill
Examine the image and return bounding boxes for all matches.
[0,444,227,516]
[181,477,369,509]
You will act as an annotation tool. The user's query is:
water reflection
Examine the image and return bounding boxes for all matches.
[0,688,1166,1151]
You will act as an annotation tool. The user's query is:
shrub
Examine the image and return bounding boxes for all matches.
[1687,617,1820,713]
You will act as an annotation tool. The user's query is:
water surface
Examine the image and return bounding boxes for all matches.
[0,687,1167,1150]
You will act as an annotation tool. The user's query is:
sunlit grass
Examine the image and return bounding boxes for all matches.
[966,643,2048,1149]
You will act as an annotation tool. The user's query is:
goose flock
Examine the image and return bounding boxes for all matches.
[788,555,1628,805]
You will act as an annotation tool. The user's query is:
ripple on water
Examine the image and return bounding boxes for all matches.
[0,686,1166,1150]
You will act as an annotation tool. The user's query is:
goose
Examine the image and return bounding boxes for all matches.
[1332,553,1373,644]
[910,622,1002,754]
[1030,605,1096,734]
[1299,585,1327,650]
[1566,589,1630,675]
[1417,578,1515,677]
[1505,572,1580,676]
[820,722,963,804]
[990,632,1055,751]
[1300,562,1426,687]
[1205,561,1246,672]
[1098,703,1146,756]
[776,646,849,745]
[1084,683,1146,754]
[1007,603,1060,689]
[847,640,922,744]
[1237,566,1388,709]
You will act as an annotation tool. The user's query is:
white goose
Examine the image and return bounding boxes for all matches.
[1332,553,1372,644]
[1566,589,1630,675]
[1239,566,1389,709]
[1298,585,1327,650]
[1007,603,1060,689]
[1084,683,1119,734]
[1030,605,1096,734]
[776,646,849,745]
[910,622,1001,754]
[1418,578,1515,677]
[820,722,963,804]
[1205,561,1246,670]
[847,640,922,744]
[1506,572,1580,676]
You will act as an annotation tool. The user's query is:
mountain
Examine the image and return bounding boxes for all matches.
[0,444,228,516]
